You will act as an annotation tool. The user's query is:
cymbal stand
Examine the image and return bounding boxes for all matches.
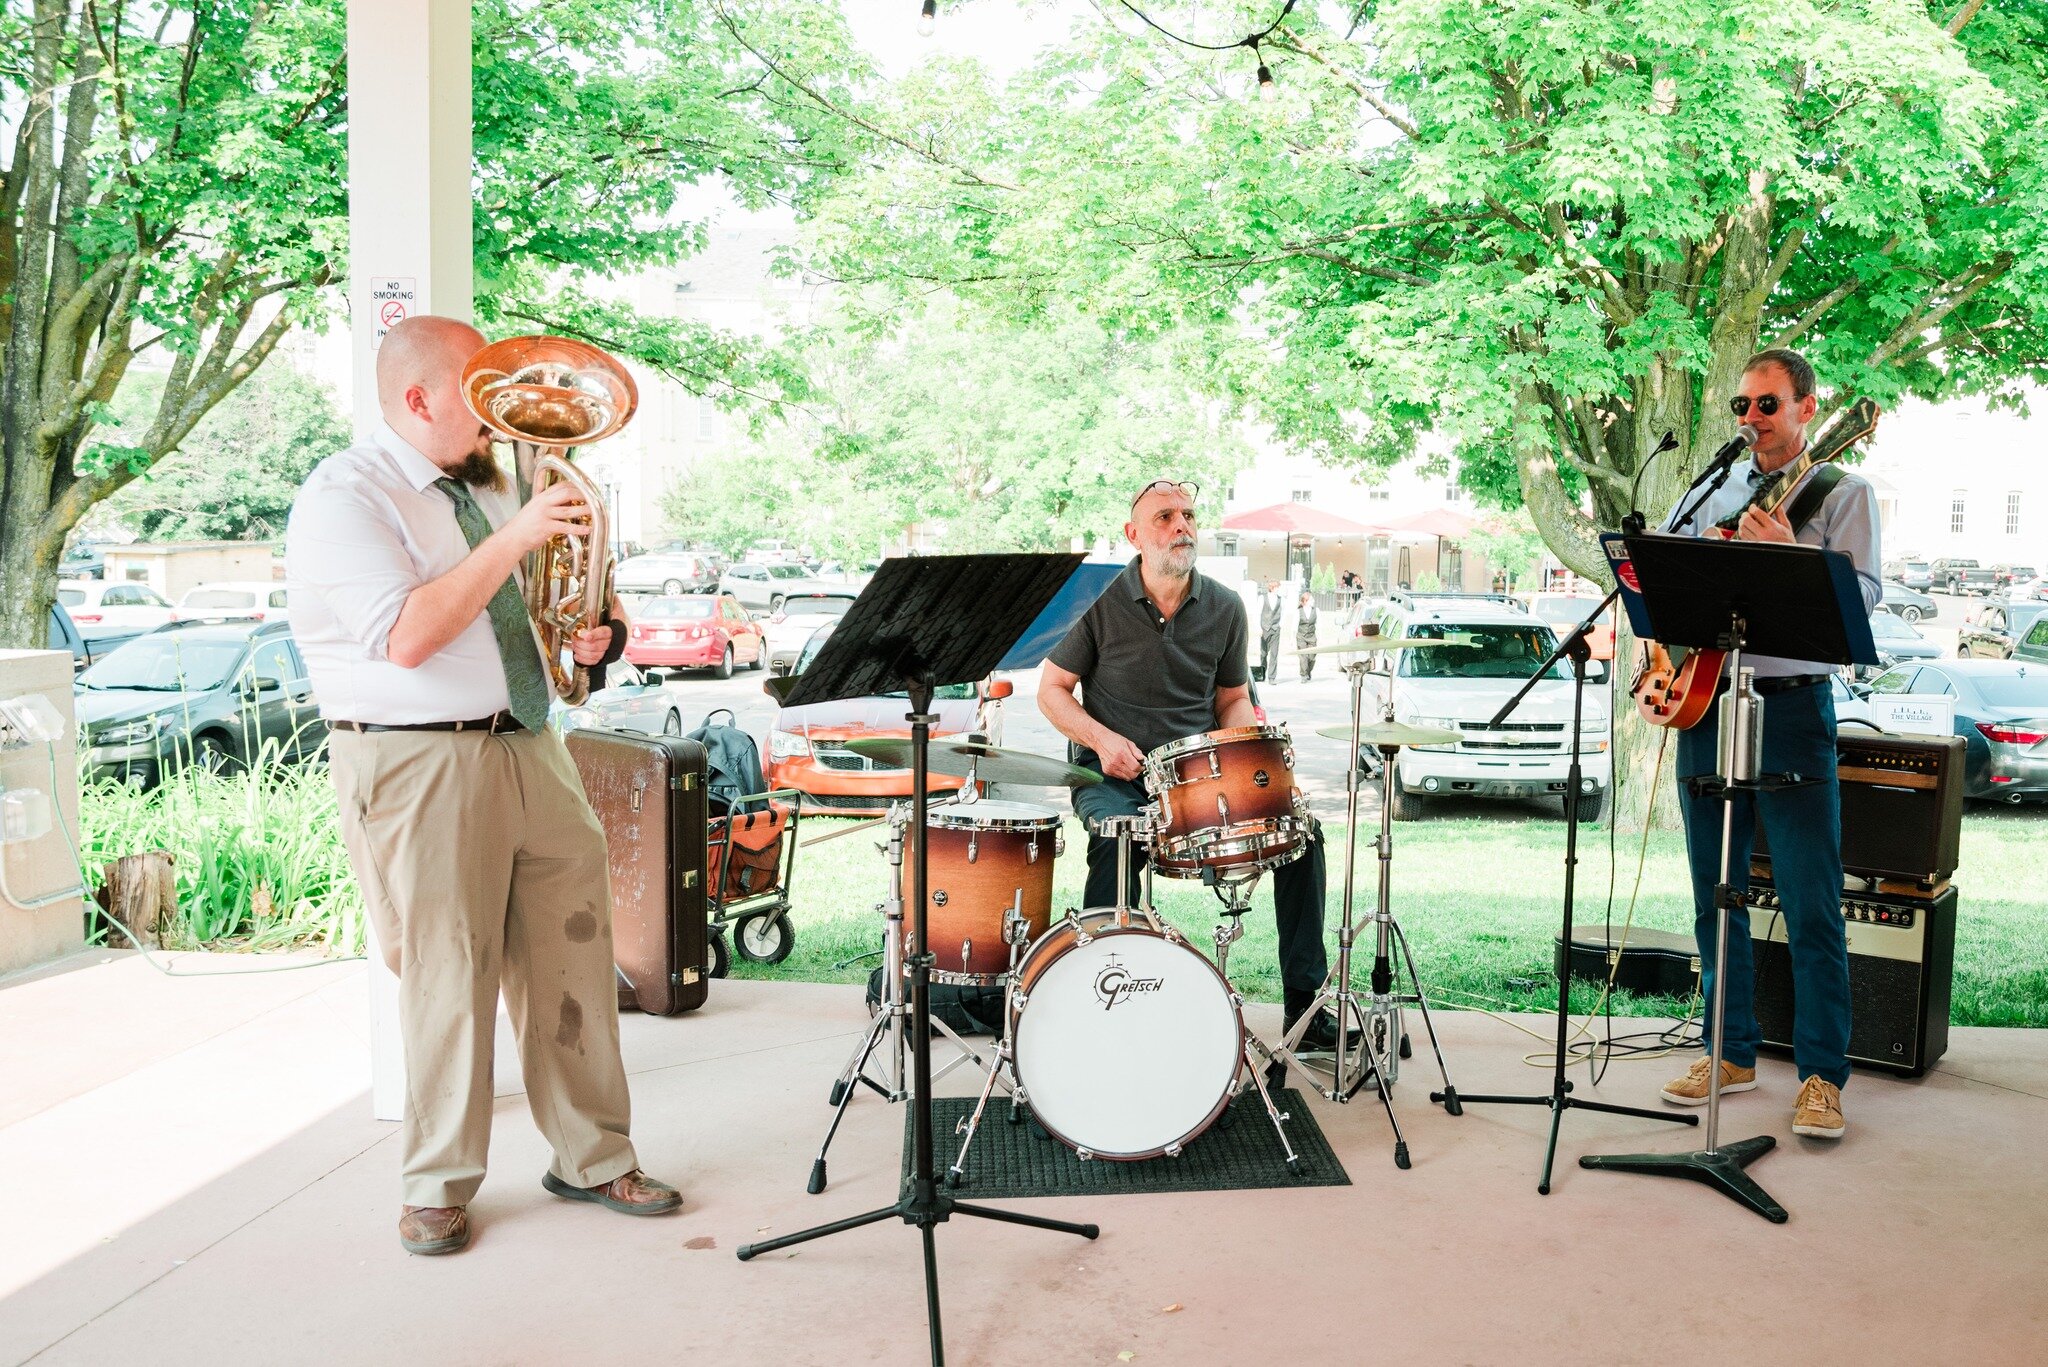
[807,806,1007,1196]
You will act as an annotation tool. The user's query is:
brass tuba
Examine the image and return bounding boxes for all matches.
[460,334,638,707]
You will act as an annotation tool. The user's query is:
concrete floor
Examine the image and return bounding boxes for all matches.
[2,951,2044,1367]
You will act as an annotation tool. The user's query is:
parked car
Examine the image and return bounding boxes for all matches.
[1957,599,2048,660]
[46,603,142,675]
[1862,660,2048,803]
[1361,592,1612,822]
[57,579,175,637]
[1831,672,1874,728]
[1879,581,1938,624]
[746,539,801,565]
[549,660,683,738]
[622,594,765,677]
[58,540,110,579]
[1991,563,2038,591]
[174,580,290,622]
[1860,610,1942,680]
[613,549,719,596]
[1882,558,1933,592]
[764,591,859,673]
[74,620,325,787]
[2014,614,2048,665]
[1930,558,1997,595]
[764,620,1006,814]
[720,561,835,612]
[1519,593,1615,661]
[2008,576,2048,603]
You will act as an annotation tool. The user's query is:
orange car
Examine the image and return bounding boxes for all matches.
[1522,593,1616,661]
[763,621,1009,814]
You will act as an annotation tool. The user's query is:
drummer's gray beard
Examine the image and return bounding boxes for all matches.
[1150,540,1196,579]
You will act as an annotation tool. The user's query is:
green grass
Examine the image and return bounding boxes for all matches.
[733,807,2048,1030]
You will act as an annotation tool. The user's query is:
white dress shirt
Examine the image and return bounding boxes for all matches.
[286,422,526,723]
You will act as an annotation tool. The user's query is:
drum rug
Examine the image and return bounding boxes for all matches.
[907,1090,1350,1197]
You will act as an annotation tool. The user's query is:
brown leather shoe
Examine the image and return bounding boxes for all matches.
[399,1205,471,1255]
[542,1168,682,1216]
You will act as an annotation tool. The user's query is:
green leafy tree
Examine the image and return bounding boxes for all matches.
[1,0,835,649]
[661,302,1253,559]
[96,361,350,542]
[1466,511,1546,591]
[734,0,2044,824]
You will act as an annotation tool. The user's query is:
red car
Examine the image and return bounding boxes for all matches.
[624,594,765,678]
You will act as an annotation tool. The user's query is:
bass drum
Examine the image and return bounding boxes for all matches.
[1009,911,1243,1161]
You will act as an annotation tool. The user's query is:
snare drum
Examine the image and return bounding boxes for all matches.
[907,800,1062,983]
[1144,725,1310,877]
[1010,909,1243,1160]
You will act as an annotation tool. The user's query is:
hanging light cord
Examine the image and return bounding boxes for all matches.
[1110,0,1298,54]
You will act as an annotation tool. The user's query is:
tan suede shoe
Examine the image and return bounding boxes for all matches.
[542,1168,682,1215]
[1793,1076,1846,1139]
[1659,1056,1758,1106]
[399,1205,471,1255]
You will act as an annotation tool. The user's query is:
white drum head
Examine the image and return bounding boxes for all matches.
[1013,928,1241,1158]
[929,799,1060,829]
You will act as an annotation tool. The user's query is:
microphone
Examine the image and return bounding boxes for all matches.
[1707,424,1759,471]
[1621,431,1681,536]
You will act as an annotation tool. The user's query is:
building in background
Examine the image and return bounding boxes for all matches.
[1860,393,2040,569]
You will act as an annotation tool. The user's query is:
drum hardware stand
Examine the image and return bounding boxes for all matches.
[1259,652,1462,1168]
[810,809,1012,1195]
[1441,589,1696,1193]
[738,552,1100,1367]
[943,902,1034,1188]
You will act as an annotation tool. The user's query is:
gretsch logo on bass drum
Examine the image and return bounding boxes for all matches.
[1094,954,1165,1011]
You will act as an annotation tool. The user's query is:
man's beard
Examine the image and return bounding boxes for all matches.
[449,448,506,492]
[1149,540,1196,579]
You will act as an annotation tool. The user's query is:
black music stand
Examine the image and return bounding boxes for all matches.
[735,554,1099,1366]
[1577,533,1874,1223]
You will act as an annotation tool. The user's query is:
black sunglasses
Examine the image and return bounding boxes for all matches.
[1729,394,1793,418]
[1131,479,1200,511]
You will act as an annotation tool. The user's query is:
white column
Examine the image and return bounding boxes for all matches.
[346,0,472,1120]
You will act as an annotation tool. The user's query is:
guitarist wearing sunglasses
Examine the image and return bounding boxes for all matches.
[1656,348,1882,1143]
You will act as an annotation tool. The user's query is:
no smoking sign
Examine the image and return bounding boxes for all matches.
[369,277,417,349]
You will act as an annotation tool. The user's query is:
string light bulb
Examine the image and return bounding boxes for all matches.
[917,0,936,38]
[1256,59,1277,102]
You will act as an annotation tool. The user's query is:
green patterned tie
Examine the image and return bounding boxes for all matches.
[435,478,552,731]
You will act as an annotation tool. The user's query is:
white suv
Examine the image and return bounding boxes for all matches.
[1363,593,1611,822]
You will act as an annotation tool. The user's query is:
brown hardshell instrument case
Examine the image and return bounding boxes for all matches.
[566,729,710,1016]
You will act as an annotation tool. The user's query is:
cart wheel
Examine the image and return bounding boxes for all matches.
[707,929,731,980]
[735,912,794,965]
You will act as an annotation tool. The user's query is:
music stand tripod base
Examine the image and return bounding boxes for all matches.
[1578,1136,1787,1223]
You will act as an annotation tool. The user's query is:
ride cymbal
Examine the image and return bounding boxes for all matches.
[1315,722,1462,748]
[1293,634,1478,656]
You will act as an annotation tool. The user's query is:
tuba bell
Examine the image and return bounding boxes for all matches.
[460,334,638,707]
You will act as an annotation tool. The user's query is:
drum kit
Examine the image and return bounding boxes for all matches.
[804,628,1487,1186]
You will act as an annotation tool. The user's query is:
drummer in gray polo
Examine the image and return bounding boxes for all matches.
[1039,478,1337,1051]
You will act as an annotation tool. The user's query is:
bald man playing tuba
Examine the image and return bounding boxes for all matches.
[286,316,678,1256]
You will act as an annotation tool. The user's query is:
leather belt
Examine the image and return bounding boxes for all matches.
[1752,673,1831,696]
[331,712,526,735]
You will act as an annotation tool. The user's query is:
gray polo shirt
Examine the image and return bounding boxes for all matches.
[1662,454,1882,677]
[1047,558,1249,763]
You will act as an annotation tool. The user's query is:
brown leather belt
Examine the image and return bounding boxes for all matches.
[331,713,526,735]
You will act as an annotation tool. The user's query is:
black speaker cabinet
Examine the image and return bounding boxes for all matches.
[1754,732,1964,886]
[1747,883,1955,1077]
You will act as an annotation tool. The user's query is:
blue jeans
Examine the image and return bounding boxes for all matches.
[1676,681,1851,1088]
[1072,773,1329,994]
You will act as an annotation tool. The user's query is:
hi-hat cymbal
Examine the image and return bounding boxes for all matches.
[842,738,1104,788]
[1316,722,1462,748]
[1294,634,1478,657]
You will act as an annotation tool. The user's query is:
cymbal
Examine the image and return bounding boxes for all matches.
[1293,634,1478,657]
[1316,722,1462,748]
[842,738,1104,789]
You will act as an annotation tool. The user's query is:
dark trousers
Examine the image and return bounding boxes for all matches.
[1072,773,1329,994]
[1676,681,1852,1088]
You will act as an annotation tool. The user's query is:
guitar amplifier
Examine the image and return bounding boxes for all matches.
[1747,881,1955,1077]
[1754,732,1964,885]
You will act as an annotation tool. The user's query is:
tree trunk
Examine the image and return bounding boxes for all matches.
[99,851,178,950]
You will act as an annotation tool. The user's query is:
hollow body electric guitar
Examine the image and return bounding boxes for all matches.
[1630,397,1882,730]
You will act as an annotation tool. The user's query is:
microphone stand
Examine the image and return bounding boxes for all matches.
[1429,587,1697,1192]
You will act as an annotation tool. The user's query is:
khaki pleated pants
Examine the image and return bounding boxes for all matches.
[330,726,639,1208]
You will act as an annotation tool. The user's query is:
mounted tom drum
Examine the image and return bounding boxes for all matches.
[1144,725,1309,879]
